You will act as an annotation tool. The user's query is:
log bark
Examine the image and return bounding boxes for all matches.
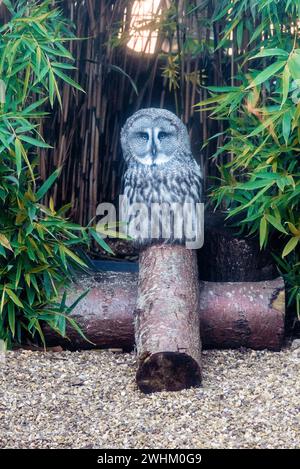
[135,245,202,393]
[198,212,277,282]
[43,273,285,351]
[199,281,285,350]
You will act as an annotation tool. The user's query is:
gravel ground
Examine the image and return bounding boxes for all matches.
[0,346,299,449]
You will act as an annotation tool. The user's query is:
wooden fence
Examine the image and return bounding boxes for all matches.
[38,0,236,225]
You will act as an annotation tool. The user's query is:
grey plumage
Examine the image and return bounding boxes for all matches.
[120,108,203,244]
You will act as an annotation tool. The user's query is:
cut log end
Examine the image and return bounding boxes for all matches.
[136,351,202,394]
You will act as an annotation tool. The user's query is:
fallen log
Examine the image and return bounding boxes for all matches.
[43,272,285,351]
[135,245,202,393]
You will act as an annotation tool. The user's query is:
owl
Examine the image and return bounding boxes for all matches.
[120,108,203,246]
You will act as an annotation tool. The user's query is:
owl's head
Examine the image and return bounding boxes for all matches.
[121,108,191,166]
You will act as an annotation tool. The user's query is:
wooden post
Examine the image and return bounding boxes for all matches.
[134,245,202,393]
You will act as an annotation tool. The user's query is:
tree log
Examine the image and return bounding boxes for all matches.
[199,281,285,350]
[134,245,202,393]
[198,212,277,282]
[43,273,285,351]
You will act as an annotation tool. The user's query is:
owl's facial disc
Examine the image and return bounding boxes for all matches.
[129,121,177,166]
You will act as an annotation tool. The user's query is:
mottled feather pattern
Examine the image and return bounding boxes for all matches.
[123,155,202,205]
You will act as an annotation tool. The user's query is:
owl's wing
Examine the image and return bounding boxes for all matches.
[184,154,203,203]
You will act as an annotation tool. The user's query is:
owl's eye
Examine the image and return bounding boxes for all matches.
[137,132,149,141]
[158,131,169,140]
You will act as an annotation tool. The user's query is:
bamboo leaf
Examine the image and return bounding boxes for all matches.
[287,222,300,236]
[62,246,88,267]
[5,289,23,308]
[281,65,290,108]
[0,288,6,315]
[282,237,299,258]
[19,135,52,148]
[288,50,300,80]
[91,228,114,255]
[282,111,292,145]
[36,167,62,201]
[250,49,289,60]
[259,217,267,249]
[109,64,138,96]
[236,179,272,190]
[227,183,274,218]
[265,214,287,234]
[205,86,241,92]
[52,68,85,92]
[246,61,286,89]
[66,316,95,345]
[8,303,15,337]
[14,138,22,177]
[23,98,47,114]
[0,233,13,251]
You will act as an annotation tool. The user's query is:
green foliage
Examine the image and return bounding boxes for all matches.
[197,0,300,319]
[274,252,300,320]
[0,0,110,348]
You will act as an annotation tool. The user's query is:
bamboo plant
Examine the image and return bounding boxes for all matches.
[197,0,300,319]
[0,0,112,348]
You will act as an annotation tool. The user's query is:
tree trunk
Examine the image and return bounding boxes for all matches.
[134,245,202,393]
[43,273,285,351]
[198,212,277,281]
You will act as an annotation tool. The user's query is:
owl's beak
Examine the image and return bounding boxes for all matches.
[151,143,157,161]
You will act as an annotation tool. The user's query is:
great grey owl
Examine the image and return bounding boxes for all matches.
[120,108,203,246]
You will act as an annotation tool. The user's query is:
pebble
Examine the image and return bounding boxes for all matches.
[291,339,300,351]
[0,348,299,448]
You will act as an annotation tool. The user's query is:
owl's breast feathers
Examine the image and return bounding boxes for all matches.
[123,156,202,205]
